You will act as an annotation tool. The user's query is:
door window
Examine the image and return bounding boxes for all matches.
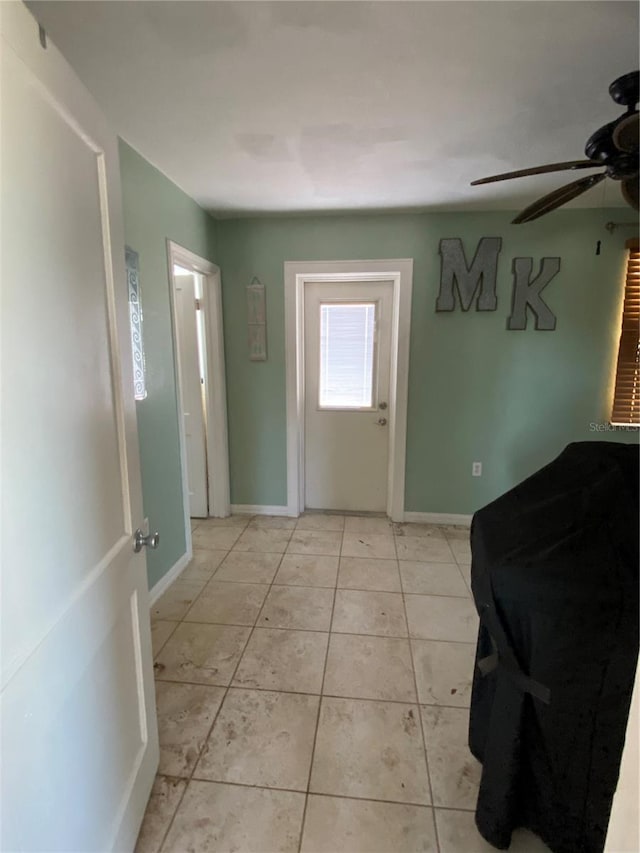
[319,302,377,409]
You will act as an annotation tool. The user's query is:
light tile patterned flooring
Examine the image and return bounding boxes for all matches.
[137,514,549,853]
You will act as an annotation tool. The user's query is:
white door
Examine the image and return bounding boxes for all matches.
[304,281,394,512]
[1,4,158,851]
[174,273,208,518]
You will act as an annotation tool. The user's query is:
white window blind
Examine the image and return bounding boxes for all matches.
[319,302,376,408]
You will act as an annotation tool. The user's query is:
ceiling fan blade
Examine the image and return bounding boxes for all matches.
[512,173,606,224]
[621,177,639,211]
[471,160,601,186]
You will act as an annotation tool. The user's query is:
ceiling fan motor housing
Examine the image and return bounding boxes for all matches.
[585,71,639,173]
[585,116,639,172]
[605,153,639,181]
[609,70,639,107]
[584,119,623,162]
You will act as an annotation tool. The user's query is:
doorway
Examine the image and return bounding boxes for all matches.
[304,280,394,511]
[285,259,413,520]
[174,267,208,516]
[167,242,230,531]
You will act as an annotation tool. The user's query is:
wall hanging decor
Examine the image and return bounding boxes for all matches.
[435,238,560,330]
[507,257,559,330]
[436,237,501,312]
[125,246,147,399]
[247,277,267,360]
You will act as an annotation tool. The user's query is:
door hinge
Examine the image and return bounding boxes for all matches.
[195,298,201,311]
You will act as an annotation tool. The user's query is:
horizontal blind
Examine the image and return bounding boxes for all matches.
[319,303,376,408]
[611,237,640,426]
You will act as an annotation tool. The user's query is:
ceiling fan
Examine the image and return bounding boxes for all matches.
[471,71,639,224]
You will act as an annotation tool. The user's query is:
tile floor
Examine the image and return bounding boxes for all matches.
[138,513,550,853]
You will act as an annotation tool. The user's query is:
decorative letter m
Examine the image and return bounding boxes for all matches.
[436,237,502,312]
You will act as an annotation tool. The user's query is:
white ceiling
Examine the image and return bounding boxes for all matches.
[29,1,639,217]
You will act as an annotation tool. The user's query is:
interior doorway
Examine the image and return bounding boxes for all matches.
[285,259,413,521]
[173,268,208,516]
[167,242,230,531]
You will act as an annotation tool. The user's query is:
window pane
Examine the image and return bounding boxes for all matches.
[125,246,147,401]
[319,303,376,408]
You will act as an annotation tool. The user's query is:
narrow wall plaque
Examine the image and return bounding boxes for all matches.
[247,277,267,360]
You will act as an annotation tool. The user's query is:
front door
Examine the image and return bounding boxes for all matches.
[1,4,157,850]
[304,280,394,512]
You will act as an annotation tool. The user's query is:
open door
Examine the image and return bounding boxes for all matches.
[174,273,208,518]
[1,4,158,850]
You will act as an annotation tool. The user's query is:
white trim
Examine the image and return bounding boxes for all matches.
[230,504,294,517]
[403,511,473,527]
[200,267,231,518]
[284,259,413,522]
[166,241,231,549]
[167,242,218,277]
[148,551,191,605]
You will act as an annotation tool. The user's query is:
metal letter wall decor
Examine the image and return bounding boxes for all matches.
[436,237,502,312]
[435,238,559,330]
[507,257,560,331]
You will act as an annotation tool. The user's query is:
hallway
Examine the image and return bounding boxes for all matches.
[138,514,548,853]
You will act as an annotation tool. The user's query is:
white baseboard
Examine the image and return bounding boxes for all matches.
[403,511,472,526]
[149,551,191,605]
[230,504,295,517]
[229,505,472,525]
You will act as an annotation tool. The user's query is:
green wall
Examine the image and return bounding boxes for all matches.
[116,137,636,592]
[217,210,637,515]
[119,140,217,589]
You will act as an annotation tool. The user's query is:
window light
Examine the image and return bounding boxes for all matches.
[611,238,640,426]
[319,302,376,409]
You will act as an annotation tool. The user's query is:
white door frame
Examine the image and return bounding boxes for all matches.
[167,241,231,543]
[284,259,413,520]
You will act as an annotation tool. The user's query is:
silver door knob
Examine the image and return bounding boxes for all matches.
[376,417,387,426]
[133,528,160,552]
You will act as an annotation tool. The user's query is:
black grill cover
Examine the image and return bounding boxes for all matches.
[469,441,639,853]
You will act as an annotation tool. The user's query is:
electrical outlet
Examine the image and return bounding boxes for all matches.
[472,461,482,477]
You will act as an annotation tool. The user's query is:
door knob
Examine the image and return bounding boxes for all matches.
[379,402,388,410]
[376,417,387,426]
[133,528,160,552]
